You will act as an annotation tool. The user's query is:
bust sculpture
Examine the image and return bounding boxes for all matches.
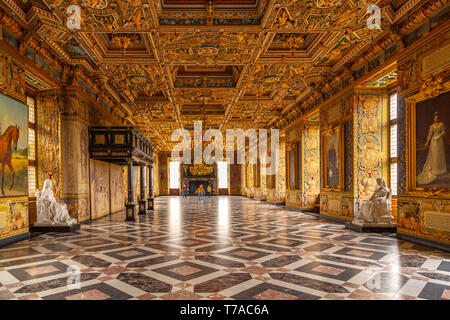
[35,179,77,226]
[356,178,394,224]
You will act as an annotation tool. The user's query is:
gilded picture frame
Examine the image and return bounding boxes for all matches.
[321,125,344,191]
[406,81,450,196]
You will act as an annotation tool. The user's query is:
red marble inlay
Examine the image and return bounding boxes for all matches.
[253,289,298,300]
[312,265,345,276]
[25,265,58,276]
[442,289,450,300]
[169,265,202,276]
[348,250,373,257]
[65,289,110,300]
[234,250,258,258]
[138,293,156,300]
[118,250,142,257]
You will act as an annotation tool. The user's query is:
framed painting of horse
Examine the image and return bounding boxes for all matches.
[0,94,28,197]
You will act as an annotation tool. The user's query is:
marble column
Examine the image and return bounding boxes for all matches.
[138,165,147,215]
[148,166,154,210]
[125,161,137,221]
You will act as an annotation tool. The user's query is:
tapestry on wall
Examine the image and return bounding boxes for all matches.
[38,95,61,196]
[110,164,125,214]
[90,159,110,219]
[0,94,28,196]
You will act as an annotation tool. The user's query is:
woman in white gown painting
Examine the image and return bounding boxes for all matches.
[417,112,447,186]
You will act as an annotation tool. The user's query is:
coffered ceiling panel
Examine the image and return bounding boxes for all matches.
[1,0,443,151]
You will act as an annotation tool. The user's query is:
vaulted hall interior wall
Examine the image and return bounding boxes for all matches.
[319,89,390,223]
[285,119,320,211]
[0,51,29,246]
[396,30,450,249]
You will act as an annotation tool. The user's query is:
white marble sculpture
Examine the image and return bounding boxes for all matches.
[35,179,77,226]
[356,178,394,224]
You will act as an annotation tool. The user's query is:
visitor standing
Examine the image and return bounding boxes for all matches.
[196,184,205,202]
[207,184,212,196]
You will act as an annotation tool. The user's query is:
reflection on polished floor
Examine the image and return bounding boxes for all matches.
[0,196,449,300]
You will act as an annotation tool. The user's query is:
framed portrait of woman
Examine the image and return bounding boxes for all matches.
[321,126,344,191]
[407,89,450,192]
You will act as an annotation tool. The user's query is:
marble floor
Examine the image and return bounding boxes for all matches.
[0,196,449,300]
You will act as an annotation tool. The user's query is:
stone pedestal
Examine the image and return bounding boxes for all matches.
[125,203,137,221]
[139,200,148,215]
[345,221,397,233]
[31,223,80,233]
[148,197,154,210]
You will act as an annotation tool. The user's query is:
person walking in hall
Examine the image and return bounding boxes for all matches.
[196,184,205,202]
[182,186,187,198]
[207,184,212,196]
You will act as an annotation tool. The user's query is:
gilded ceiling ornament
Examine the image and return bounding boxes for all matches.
[82,0,108,9]
[421,76,443,99]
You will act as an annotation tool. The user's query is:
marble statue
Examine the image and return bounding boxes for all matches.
[35,179,77,225]
[356,178,393,224]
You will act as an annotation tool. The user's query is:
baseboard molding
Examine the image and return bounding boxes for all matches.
[319,214,350,224]
[30,224,80,233]
[89,209,126,222]
[345,222,397,233]
[397,233,450,253]
[0,232,30,248]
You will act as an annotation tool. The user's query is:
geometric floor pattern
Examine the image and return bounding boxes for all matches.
[0,196,449,300]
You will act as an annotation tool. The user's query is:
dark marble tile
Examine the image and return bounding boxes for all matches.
[360,237,398,246]
[85,244,131,252]
[315,254,382,268]
[127,255,179,268]
[399,255,427,268]
[42,243,73,252]
[231,282,320,300]
[303,243,334,252]
[116,273,172,293]
[194,273,252,293]
[145,243,182,253]
[71,239,113,247]
[0,248,41,260]
[264,238,305,247]
[270,273,349,293]
[418,272,450,282]
[220,248,271,260]
[15,273,100,293]
[296,231,333,238]
[195,255,245,268]
[42,282,132,300]
[196,244,233,252]
[437,261,450,272]
[104,248,156,261]
[295,261,362,281]
[333,235,358,241]
[0,255,59,268]
[153,261,219,282]
[8,261,69,281]
[418,282,450,300]
[333,247,387,261]
[261,255,302,268]
[72,255,112,268]
[246,243,288,252]
[168,238,209,247]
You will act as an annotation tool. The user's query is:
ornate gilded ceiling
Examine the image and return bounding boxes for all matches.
[0,0,448,151]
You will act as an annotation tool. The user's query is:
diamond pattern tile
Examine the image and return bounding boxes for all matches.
[0,196,447,300]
